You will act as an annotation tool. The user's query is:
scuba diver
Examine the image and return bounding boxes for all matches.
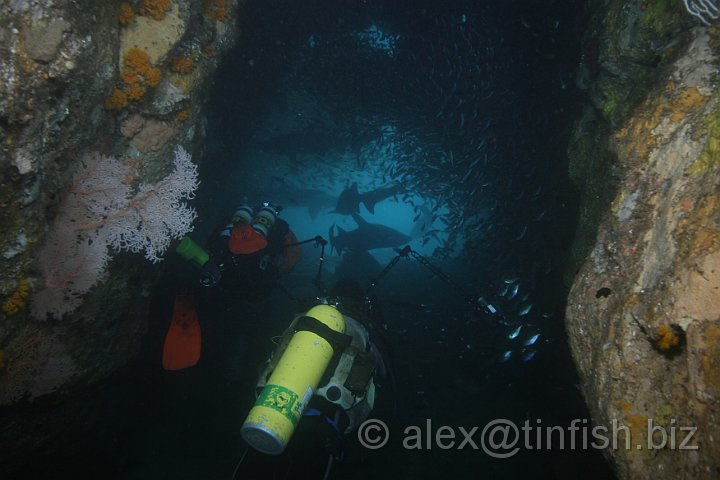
[234,278,394,480]
[197,203,302,296]
[164,202,302,371]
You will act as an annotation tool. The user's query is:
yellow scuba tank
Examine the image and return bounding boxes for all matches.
[241,305,346,455]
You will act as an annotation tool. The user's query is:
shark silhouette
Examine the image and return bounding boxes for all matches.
[329,214,411,254]
[335,249,383,281]
[334,183,402,215]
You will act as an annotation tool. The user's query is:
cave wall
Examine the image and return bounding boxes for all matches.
[566,1,719,478]
[0,0,239,405]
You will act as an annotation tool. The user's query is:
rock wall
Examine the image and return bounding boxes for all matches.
[566,2,719,478]
[0,0,238,405]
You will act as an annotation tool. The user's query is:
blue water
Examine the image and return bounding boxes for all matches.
[185,0,614,478]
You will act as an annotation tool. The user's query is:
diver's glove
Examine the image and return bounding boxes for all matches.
[199,259,222,287]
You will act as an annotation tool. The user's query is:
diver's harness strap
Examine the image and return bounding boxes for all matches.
[295,315,353,351]
[368,245,500,318]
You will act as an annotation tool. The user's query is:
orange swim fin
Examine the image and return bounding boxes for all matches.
[162,293,202,371]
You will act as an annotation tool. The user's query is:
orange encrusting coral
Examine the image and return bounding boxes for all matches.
[176,109,192,121]
[171,56,194,74]
[104,88,129,110]
[145,67,163,87]
[139,0,172,21]
[204,0,232,21]
[655,324,680,351]
[105,48,162,110]
[119,3,135,25]
[2,279,30,316]
[126,83,146,101]
[123,48,152,75]
[121,69,140,85]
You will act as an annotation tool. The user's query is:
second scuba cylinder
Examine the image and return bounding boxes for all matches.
[232,205,255,225]
[251,205,277,237]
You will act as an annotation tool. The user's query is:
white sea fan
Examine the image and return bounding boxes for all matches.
[684,0,720,25]
[31,146,199,319]
[106,146,200,262]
